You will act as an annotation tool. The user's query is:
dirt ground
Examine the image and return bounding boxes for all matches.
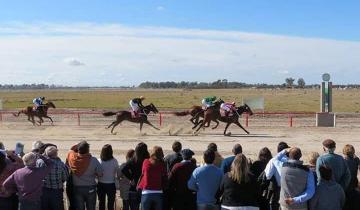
[1,113,360,163]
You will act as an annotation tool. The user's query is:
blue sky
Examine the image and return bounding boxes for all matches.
[0,1,360,85]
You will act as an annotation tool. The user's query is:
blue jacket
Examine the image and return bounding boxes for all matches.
[220,156,235,174]
[188,164,223,205]
[316,152,351,190]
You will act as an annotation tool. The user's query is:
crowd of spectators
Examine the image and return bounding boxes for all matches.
[0,139,359,210]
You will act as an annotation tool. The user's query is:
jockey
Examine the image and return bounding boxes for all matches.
[220,101,236,116]
[32,97,45,111]
[129,96,145,116]
[201,96,217,110]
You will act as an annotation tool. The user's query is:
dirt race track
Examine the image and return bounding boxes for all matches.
[1,112,360,163]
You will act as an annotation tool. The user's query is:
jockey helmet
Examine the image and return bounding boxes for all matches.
[231,102,235,105]
[140,96,145,100]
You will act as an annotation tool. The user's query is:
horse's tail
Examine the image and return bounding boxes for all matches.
[173,111,190,116]
[102,111,118,117]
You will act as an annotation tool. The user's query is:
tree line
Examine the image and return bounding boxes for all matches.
[1,79,360,89]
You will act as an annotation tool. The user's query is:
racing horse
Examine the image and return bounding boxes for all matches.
[103,103,160,134]
[13,102,56,125]
[173,99,224,129]
[195,103,254,136]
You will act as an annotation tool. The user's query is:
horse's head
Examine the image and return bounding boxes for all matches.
[146,103,159,114]
[237,103,254,116]
[214,98,224,107]
[46,101,56,109]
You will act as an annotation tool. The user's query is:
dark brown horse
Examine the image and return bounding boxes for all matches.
[173,99,224,129]
[13,102,56,125]
[195,104,253,136]
[103,103,160,134]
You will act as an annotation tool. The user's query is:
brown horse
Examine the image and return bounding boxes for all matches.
[103,103,160,134]
[13,102,56,125]
[195,104,253,136]
[173,99,224,129]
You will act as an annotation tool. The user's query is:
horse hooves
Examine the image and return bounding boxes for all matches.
[224,132,232,136]
[247,132,250,135]
[111,132,117,135]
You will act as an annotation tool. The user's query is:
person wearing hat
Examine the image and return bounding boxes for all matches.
[32,96,45,112]
[41,146,69,210]
[316,139,351,190]
[169,149,197,210]
[201,96,217,110]
[3,152,53,210]
[129,96,146,117]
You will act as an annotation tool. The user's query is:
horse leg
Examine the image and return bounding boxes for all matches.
[144,120,160,130]
[43,116,54,125]
[110,121,121,134]
[106,121,116,129]
[212,120,219,129]
[224,122,232,136]
[139,122,144,132]
[235,121,250,134]
[192,119,203,129]
[28,115,35,125]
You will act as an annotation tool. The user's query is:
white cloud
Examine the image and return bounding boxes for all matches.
[0,22,360,86]
[64,58,85,66]
[157,6,165,11]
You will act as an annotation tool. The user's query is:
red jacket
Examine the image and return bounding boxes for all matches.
[137,159,167,191]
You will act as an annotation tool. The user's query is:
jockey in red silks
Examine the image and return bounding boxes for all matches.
[220,101,236,117]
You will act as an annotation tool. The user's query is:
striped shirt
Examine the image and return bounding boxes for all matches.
[43,157,69,189]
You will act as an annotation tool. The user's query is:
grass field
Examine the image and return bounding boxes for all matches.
[0,88,360,112]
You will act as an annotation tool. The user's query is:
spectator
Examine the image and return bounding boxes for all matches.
[0,150,24,210]
[164,141,183,172]
[250,147,272,178]
[138,146,168,210]
[263,141,289,210]
[121,142,150,210]
[250,147,272,210]
[118,149,135,210]
[219,154,260,210]
[207,143,224,168]
[342,144,360,210]
[0,142,4,150]
[279,147,315,210]
[342,144,359,192]
[220,144,242,174]
[41,146,69,210]
[98,144,118,210]
[169,149,197,210]
[188,149,223,210]
[310,165,345,210]
[307,152,319,188]
[66,141,103,210]
[3,152,53,210]
[316,139,351,190]
[32,141,44,153]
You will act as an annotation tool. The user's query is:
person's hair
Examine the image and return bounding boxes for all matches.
[319,165,332,181]
[22,152,37,167]
[343,144,355,158]
[288,147,302,160]
[0,142,4,150]
[134,142,149,163]
[307,152,320,166]
[150,146,164,164]
[191,158,197,165]
[45,146,58,158]
[172,141,182,153]
[203,149,215,164]
[126,149,135,161]
[277,142,289,152]
[77,141,90,154]
[100,144,114,161]
[207,143,218,152]
[258,147,272,163]
[0,153,6,174]
[322,139,336,149]
[229,154,250,184]
[232,144,242,155]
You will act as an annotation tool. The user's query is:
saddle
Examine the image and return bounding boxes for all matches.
[220,109,234,117]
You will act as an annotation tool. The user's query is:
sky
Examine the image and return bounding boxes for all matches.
[0,0,360,86]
